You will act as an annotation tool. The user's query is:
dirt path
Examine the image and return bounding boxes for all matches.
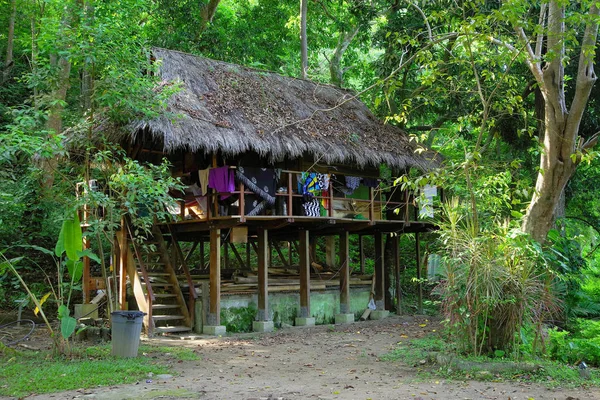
[7,315,600,400]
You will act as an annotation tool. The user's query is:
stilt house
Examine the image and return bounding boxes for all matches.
[89,48,439,336]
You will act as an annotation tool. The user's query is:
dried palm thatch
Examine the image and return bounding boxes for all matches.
[130,48,436,170]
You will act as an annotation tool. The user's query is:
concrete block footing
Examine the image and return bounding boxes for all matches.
[295,317,315,326]
[252,320,274,333]
[202,325,227,335]
[370,310,390,320]
[335,313,355,324]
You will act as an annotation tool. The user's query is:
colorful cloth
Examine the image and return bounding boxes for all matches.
[198,168,210,196]
[208,166,235,198]
[236,166,276,216]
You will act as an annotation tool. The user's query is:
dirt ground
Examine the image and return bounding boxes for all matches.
[2,314,600,400]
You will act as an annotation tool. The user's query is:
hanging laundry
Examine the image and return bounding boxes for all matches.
[198,168,210,196]
[345,176,361,190]
[321,187,330,212]
[235,166,277,216]
[208,166,235,198]
[302,197,320,217]
[362,177,379,188]
[299,172,320,194]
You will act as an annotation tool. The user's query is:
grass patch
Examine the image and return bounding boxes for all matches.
[0,343,200,397]
[382,335,600,388]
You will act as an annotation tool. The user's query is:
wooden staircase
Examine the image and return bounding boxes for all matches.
[125,224,196,336]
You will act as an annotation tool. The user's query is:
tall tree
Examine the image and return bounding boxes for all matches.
[512,2,599,242]
[2,0,16,84]
[300,0,308,78]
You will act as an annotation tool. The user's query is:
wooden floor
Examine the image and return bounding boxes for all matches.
[158,215,436,241]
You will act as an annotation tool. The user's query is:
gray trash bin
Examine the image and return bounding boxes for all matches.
[111,311,146,357]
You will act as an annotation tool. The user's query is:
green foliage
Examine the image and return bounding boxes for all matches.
[433,198,559,356]
[221,304,258,333]
[548,319,600,367]
[0,343,202,397]
[384,335,599,386]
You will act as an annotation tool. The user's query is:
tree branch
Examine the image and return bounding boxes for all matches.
[566,4,599,146]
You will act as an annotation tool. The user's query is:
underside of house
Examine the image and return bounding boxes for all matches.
[82,48,440,336]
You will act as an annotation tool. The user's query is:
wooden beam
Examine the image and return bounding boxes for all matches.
[272,241,290,267]
[299,230,311,318]
[209,228,221,325]
[374,231,385,310]
[339,231,350,314]
[257,229,269,321]
[229,242,246,268]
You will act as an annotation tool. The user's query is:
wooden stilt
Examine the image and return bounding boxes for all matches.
[257,229,269,321]
[246,241,251,271]
[209,228,221,325]
[393,234,402,315]
[359,235,365,274]
[200,239,205,269]
[374,231,385,310]
[339,231,350,314]
[299,230,311,318]
[325,236,335,268]
[416,232,422,314]
[118,228,128,310]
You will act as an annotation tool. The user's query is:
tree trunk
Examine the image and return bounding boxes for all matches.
[520,2,599,243]
[197,0,221,39]
[300,0,308,79]
[329,25,359,87]
[2,0,17,84]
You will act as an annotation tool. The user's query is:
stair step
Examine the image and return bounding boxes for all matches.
[154,293,177,298]
[144,282,174,288]
[153,315,185,321]
[137,261,166,266]
[152,304,180,309]
[154,326,192,334]
[146,272,170,277]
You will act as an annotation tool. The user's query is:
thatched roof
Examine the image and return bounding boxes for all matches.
[131,48,435,170]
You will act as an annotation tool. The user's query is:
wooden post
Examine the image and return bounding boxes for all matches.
[118,227,128,310]
[299,230,311,318]
[325,236,335,268]
[239,182,245,221]
[257,229,269,321]
[246,241,251,271]
[374,231,385,310]
[209,228,221,325]
[224,240,229,270]
[200,239,205,269]
[339,231,350,314]
[393,234,402,315]
[369,187,375,222]
[82,206,91,304]
[287,173,293,217]
[416,232,423,314]
[359,235,365,274]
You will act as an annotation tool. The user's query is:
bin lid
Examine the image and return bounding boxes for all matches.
[111,311,146,320]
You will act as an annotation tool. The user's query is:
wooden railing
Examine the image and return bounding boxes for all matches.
[176,168,433,223]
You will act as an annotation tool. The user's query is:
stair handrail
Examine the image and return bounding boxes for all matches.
[163,226,197,324]
[125,220,155,334]
[169,229,198,300]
